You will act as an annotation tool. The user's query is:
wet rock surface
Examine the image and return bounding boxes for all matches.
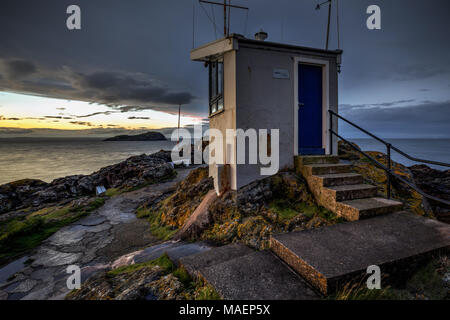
[0,167,194,300]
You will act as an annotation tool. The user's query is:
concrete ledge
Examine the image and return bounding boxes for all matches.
[199,250,320,300]
[271,211,450,294]
[179,243,253,279]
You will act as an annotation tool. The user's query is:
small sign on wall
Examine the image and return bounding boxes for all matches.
[273,68,290,79]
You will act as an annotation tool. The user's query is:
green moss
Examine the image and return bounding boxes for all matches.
[269,200,299,221]
[173,267,193,288]
[194,284,222,300]
[107,253,175,276]
[0,197,105,266]
[136,206,178,240]
[105,188,121,197]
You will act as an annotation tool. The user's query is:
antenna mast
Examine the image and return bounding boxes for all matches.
[199,0,249,37]
[316,0,333,50]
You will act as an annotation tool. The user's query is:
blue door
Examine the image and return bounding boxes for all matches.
[298,63,324,155]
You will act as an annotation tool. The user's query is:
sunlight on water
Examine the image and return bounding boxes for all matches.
[352,139,450,170]
[0,138,177,185]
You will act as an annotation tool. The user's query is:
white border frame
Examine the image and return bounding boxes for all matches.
[293,56,330,156]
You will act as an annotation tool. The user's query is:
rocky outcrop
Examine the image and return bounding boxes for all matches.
[104,131,167,141]
[0,151,175,215]
[338,141,450,222]
[67,265,180,300]
[338,141,429,217]
[138,167,214,230]
[201,171,332,249]
[409,165,450,223]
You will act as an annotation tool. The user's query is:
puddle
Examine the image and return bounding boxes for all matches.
[0,256,29,284]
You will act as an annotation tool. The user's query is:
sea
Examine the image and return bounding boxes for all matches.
[0,138,448,185]
[0,138,177,185]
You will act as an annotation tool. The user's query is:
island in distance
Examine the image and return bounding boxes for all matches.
[104,131,167,141]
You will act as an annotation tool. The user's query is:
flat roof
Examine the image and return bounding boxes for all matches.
[191,34,342,61]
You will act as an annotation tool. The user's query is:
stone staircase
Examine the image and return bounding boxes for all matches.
[178,155,450,299]
[295,155,403,221]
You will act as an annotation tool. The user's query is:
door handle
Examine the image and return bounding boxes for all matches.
[298,102,305,107]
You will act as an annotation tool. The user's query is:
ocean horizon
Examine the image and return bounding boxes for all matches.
[0,137,448,185]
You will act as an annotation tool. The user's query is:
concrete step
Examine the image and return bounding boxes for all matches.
[295,155,340,167]
[179,243,253,279]
[180,244,319,300]
[335,197,404,221]
[324,184,378,202]
[303,163,352,176]
[314,173,364,187]
[270,211,450,295]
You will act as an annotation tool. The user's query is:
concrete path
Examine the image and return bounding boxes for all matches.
[180,244,320,300]
[0,167,196,300]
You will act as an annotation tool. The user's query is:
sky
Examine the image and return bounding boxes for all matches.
[0,0,449,138]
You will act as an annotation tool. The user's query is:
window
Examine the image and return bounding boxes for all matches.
[209,60,224,115]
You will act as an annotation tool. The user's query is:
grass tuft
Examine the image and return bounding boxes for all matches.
[107,253,175,277]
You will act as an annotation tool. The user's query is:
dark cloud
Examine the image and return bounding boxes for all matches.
[44,116,63,119]
[69,121,94,127]
[2,59,36,79]
[0,127,33,134]
[340,100,450,138]
[73,111,118,118]
[0,58,197,115]
[73,71,194,106]
[128,116,150,120]
[375,64,450,82]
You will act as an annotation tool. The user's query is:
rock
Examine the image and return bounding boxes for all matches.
[9,279,37,293]
[104,131,167,141]
[32,249,82,267]
[409,164,450,223]
[0,151,176,215]
[174,190,217,240]
[146,274,184,300]
[0,290,8,300]
[142,167,214,229]
[337,140,430,218]
[236,216,273,250]
[67,265,166,300]
[305,216,328,229]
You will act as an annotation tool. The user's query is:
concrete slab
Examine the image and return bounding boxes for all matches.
[324,183,378,201]
[336,197,403,220]
[271,211,450,294]
[199,250,319,300]
[316,173,363,187]
[180,243,253,278]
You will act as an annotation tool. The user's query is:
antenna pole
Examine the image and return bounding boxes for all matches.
[224,0,227,36]
[177,104,181,143]
[326,0,331,50]
[199,0,249,37]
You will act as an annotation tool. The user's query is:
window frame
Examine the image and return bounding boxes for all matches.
[209,59,224,116]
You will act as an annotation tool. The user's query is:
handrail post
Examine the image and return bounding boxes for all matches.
[329,111,333,155]
[387,143,391,199]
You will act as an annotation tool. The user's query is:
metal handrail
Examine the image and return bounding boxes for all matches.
[329,110,450,168]
[328,110,450,206]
